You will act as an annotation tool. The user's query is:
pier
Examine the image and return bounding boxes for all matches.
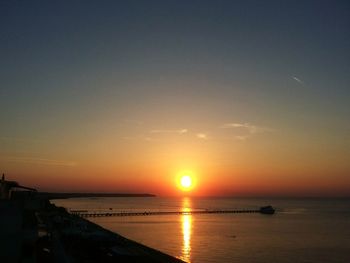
[72,206,275,217]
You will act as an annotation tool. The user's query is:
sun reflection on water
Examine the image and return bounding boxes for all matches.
[180,197,192,262]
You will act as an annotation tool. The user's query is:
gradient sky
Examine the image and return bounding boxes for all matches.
[1,0,349,196]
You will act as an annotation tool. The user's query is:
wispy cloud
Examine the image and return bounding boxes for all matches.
[5,157,77,167]
[292,76,305,85]
[150,129,188,134]
[122,136,156,142]
[196,133,208,140]
[220,122,274,140]
[220,122,256,133]
[221,123,273,134]
[235,135,249,141]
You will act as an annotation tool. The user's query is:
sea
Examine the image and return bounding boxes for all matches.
[52,197,350,263]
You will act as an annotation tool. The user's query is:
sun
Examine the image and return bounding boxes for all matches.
[176,170,196,192]
[181,175,192,189]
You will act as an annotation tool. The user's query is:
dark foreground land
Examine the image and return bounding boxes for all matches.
[0,193,183,263]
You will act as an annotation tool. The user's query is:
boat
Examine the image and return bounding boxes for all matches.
[259,205,275,214]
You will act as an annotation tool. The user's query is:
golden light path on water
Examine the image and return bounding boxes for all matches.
[180,197,192,262]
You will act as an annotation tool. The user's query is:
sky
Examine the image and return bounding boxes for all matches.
[1,0,349,196]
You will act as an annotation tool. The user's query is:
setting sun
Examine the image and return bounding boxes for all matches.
[181,176,192,189]
[176,170,196,192]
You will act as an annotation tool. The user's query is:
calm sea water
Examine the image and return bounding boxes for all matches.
[52,197,350,263]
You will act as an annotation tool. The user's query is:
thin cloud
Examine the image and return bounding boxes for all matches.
[122,135,156,142]
[220,123,273,134]
[235,135,249,141]
[221,122,274,141]
[5,157,77,167]
[220,123,257,133]
[150,129,188,134]
[196,133,208,140]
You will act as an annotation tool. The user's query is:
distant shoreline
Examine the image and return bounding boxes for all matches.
[36,192,156,199]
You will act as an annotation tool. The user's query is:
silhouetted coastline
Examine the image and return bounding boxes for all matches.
[1,176,182,263]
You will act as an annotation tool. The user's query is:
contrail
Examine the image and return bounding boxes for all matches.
[292,76,304,85]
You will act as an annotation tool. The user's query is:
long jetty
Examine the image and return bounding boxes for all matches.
[72,206,275,217]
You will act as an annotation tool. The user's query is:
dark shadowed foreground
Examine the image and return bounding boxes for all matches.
[0,191,183,263]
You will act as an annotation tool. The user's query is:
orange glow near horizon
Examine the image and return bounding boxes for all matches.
[2,127,350,197]
[4,161,350,197]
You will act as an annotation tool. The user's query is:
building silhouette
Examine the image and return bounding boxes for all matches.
[0,174,37,199]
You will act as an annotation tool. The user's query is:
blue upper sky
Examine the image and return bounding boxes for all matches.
[0,1,349,194]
